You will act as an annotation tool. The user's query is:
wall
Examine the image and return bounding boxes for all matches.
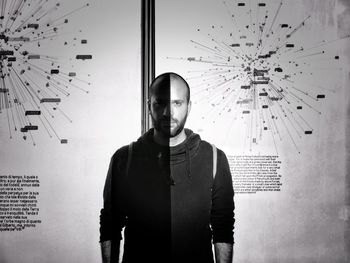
[0,0,141,262]
[156,0,349,262]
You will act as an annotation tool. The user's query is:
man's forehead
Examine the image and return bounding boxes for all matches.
[170,82,187,100]
[152,79,187,98]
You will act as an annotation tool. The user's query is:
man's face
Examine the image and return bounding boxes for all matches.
[149,79,191,138]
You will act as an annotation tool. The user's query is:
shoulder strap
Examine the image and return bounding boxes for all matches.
[125,142,134,177]
[211,144,217,179]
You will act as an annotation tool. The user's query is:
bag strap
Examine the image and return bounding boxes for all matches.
[211,144,217,179]
[125,142,134,177]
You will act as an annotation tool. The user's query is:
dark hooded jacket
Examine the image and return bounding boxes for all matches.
[100,128,234,263]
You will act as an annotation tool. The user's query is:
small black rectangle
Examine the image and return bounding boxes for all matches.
[259,92,268,96]
[317,94,325,99]
[252,81,269,84]
[7,57,16,61]
[258,3,266,6]
[281,24,289,28]
[230,43,240,47]
[238,3,245,6]
[76,55,92,60]
[51,69,59,74]
[305,131,313,134]
[297,106,302,110]
[257,77,270,81]
[69,72,76,77]
[241,85,250,89]
[61,139,68,144]
[0,50,14,56]
[255,69,269,73]
[28,55,40,59]
[262,105,268,108]
[25,110,41,116]
[40,98,61,103]
[243,110,250,114]
[28,23,39,29]
[286,44,295,48]
[24,125,38,130]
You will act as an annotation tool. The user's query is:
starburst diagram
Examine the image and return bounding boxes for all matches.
[168,0,349,154]
[0,0,91,145]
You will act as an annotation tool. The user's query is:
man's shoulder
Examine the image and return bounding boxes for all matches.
[111,143,133,161]
[199,140,227,159]
[111,138,146,161]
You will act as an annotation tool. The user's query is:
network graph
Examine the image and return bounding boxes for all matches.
[168,0,349,154]
[0,0,91,145]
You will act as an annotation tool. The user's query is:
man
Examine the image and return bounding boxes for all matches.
[100,72,235,263]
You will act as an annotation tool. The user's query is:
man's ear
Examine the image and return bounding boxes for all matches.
[187,100,192,115]
[147,99,151,113]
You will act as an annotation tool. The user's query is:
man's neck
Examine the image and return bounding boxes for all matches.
[153,129,187,147]
[169,129,187,147]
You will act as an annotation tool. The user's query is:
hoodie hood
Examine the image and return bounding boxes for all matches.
[136,128,202,179]
[170,128,201,163]
[170,129,201,179]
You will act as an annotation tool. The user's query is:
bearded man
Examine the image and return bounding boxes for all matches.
[100,72,235,263]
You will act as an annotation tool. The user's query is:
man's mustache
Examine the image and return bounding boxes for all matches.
[160,118,178,124]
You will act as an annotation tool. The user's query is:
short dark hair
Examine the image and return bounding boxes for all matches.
[149,72,190,102]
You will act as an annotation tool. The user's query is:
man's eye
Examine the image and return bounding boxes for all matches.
[174,101,182,106]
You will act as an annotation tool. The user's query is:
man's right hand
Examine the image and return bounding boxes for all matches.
[101,240,112,263]
[101,240,121,263]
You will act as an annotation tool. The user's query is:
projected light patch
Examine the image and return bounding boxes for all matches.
[168,0,349,154]
[0,0,91,145]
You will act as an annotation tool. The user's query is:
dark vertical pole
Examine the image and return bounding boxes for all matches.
[346,72,350,262]
[141,0,155,134]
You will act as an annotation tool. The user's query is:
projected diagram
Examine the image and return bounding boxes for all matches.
[0,0,91,145]
[169,0,349,154]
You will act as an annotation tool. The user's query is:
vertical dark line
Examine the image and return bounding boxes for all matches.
[141,0,155,135]
[150,0,155,88]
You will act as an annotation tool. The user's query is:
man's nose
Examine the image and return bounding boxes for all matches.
[162,103,173,117]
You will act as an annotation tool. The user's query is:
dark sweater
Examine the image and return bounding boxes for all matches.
[100,128,235,263]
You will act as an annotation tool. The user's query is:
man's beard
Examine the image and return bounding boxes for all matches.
[151,114,187,138]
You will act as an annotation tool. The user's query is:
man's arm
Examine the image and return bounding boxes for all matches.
[100,147,128,263]
[211,149,235,263]
[214,242,233,263]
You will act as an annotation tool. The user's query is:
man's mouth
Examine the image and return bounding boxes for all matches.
[161,120,177,125]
